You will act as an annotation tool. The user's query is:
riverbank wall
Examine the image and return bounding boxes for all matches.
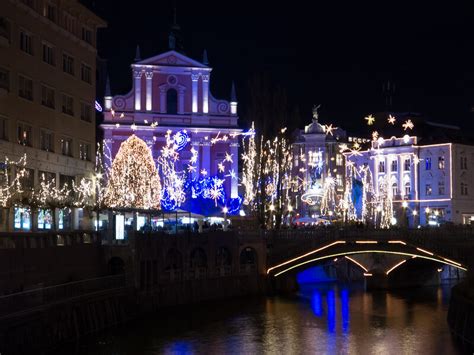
[448,281,474,351]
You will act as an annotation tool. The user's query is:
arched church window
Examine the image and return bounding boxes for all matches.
[166,88,178,114]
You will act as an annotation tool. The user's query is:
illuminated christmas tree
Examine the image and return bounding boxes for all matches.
[104,135,161,209]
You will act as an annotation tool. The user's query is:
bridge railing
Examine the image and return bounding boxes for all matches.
[0,274,129,319]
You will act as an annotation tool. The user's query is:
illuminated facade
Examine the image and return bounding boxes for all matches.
[102,50,241,214]
[292,112,346,217]
[345,135,474,226]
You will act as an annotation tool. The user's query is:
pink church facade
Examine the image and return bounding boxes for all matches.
[101,50,242,209]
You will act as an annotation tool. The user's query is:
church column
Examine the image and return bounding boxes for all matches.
[134,70,142,111]
[145,71,153,111]
[230,142,239,198]
[202,74,209,114]
[178,87,185,114]
[202,142,211,175]
[159,87,166,113]
[191,73,199,113]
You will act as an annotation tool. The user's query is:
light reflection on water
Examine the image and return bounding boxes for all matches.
[55,283,462,355]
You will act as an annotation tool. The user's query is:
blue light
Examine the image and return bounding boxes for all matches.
[95,100,103,112]
[296,266,336,284]
[311,290,323,317]
[341,288,350,332]
[326,289,336,333]
[173,130,189,152]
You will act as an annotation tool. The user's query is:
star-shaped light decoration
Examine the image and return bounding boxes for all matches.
[348,148,363,158]
[226,169,237,180]
[413,156,422,166]
[402,119,414,131]
[372,131,379,141]
[388,115,396,125]
[150,121,158,128]
[365,114,375,125]
[323,124,337,136]
[339,143,349,152]
[120,113,124,118]
[200,169,208,176]
[217,162,225,173]
[224,152,233,163]
[353,142,360,149]
[131,123,137,131]
[187,165,197,173]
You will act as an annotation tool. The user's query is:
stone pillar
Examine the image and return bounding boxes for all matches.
[178,87,185,114]
[202,74,209,114]
[160,87,166,113]
[191,73,199,113]
[230,142,239,198]
[145,71,153,111]
[202,143,211,175]
[134,70,142,111]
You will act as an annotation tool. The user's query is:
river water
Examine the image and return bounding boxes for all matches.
[56,282,464,355]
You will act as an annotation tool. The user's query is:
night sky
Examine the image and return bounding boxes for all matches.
[83,1,474,133]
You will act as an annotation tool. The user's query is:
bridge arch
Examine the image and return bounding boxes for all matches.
[267,240,467,277]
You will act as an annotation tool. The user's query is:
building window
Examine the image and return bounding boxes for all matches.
[425,157,431,170]
[14,207,31,231]
[38,170,55,185]
[42,42,55,65]
[41,85,55,108]
[0,17,11,42]
[405,182,411,196]
[166,89,178,114]
[391,160,397,172]
[20,168,35,190]
[460,156,468,170]
[404,158,410,171]
[391,183,398,196]
[80,102,92,122]
[62,54,74,75]
[44,3,57,22]
[61,94,74,116]
[79,142,91,161]
[40,129,54,152]
[19,75,33,100]
[336,154,343,166]
[64,13,76,34]
[438,156,445,169]
[81,27,92,44]
[438,180,445,195]
[336,174,343,187]
[0,117,7,140]
[426,184,432,196]
[80,63,92,84]
[0,67,9,91]
[461,182,469,196]
[60,137,73,157]
[20,31,33,55]
[17,122,32,146]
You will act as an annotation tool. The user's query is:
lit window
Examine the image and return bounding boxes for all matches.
[392,183,398,196]
[336,154,343,166]
[461,182,469,196]
[438,156,445,169]
[425,157,431,170]
[79,142,91,161]
[405,182,411,196]
[425,184,432,196]
[17,122,32,146]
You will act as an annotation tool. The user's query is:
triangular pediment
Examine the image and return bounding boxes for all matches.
[136,50,208,68]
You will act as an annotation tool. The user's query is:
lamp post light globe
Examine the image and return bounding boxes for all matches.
[402,201,408,208]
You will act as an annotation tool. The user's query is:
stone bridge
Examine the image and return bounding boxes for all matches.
[264,227,474,278]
